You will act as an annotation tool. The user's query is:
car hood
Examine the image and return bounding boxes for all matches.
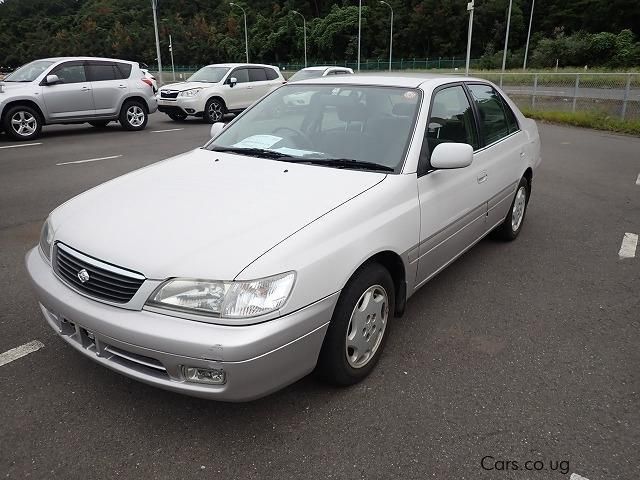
[159,81,217,92]
[51,148,385,280]
[0,81,35,94]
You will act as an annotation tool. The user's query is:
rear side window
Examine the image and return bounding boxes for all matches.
[264,68,279,80]
[115,63,132,79]
[248,68,267,82]
[86,62,118,82]
[501,98,519,133]
[425,85,479,159]
[467,84,511,144]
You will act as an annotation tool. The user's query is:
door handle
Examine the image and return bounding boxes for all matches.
[81,87,92,92]
[118,85,127,89]
[477,171,488,184]
[247,86,253,89]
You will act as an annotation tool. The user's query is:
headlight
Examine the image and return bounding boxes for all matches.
[147,272,295,319]
[39,217,53,262]
[179,88,202,97]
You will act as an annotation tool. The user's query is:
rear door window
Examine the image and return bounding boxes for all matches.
[115,63,132,79]
[86,62,118,82]
[248,68,267,82]
[467,84,512,144]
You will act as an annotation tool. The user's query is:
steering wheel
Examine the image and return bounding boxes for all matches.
[272,126,314,150]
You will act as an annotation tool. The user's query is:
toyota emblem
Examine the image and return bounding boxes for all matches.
[77,269,90,283]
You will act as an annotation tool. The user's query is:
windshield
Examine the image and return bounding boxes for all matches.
[4,60,55,82]
[187,66,229,83]
[207,84,421,173]
[288,69,325,82]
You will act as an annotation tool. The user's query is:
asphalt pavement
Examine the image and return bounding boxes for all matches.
[0,115,638,480]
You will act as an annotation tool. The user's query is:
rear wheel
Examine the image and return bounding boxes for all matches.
[119,100,148,131]
[203,98,225,123]
[317,263,394,386]
[494,176,529,241]
[168,112,188,121]
[89,120,110,128]
[3,105,42,141]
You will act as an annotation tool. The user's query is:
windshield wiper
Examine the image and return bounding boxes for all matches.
[210,146,294,159]
[292,157,394,172]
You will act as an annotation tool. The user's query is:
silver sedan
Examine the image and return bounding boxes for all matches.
[26,74,541,401]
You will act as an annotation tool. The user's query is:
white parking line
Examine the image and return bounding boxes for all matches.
[570,474,590,480]
[619,233,638,259]
[0,340,44,367]
[151,128,184,133]
[0,142,43,150]
[56,154,122,166]
[636,173,640,185]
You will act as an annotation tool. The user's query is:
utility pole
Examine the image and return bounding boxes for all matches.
[465,0,474,75]
[230,3,249,63]
[151,0,163,85]
[169,34,176,81]
[501,0,513,75]
[523,0,535,70]
[357,0,362,72]
[379,1,393,71]
[292,10,307,68]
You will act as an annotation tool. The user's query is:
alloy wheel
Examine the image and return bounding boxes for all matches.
[345,285,389,368]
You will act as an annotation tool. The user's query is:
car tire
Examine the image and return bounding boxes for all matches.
[119,100,148,131]
[203,98,225,123]
[89,121,110,128]
[317,263,395,386]
[493,176,530,241]
[168,112,188,122]
[3,105,42,141]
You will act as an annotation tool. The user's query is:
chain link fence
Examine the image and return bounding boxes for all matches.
[471,72,640,121]
[152,62,640,121]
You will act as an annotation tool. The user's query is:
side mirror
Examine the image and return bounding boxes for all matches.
[45,74,60,85]
[430,142,473,169]
[210,122,226,138]
[228,77,237,88]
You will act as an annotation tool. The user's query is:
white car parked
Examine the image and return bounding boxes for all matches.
[285,66,354,106]
[27,74,540,401]
[157,63,285,122]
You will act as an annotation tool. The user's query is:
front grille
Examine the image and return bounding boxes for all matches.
[160,90,179,99]
[54,243,145,304]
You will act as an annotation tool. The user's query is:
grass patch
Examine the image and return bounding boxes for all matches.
[521,108,640,135]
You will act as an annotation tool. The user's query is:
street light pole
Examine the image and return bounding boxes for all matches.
[151,0,163,86]
[501,0,513,75]
[230,3,249,63]
[379,1,393,71]
[292,10,307,68]
[169,34,176,81]
[465,0,474,75]
[357,0,362,72]
[523,0,535,70]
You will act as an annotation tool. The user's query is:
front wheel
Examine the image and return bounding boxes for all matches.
[119,100,148,131]
[317,263,395,386]
[203,98,225,123]
[494,177,529,241]
[3,105,42,141]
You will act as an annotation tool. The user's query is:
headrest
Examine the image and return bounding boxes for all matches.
[337,101,368,122]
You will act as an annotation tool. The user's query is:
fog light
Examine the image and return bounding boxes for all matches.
[182,366,226,385]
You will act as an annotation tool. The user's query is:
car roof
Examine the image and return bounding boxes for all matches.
[292,72,487,88]
[38,57,137,64]
[202,63,280,69]
[299,66,350,71]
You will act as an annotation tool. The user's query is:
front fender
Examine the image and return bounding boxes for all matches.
[236,174,421,316]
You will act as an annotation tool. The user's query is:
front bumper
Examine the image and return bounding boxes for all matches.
[157,96,203,116]
[26,248,337,401]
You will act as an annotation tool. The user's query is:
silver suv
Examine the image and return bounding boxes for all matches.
[0,57,158,141]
